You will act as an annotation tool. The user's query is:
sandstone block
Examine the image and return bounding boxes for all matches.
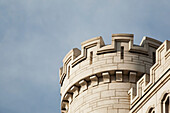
[64,93,73,104]
[102,72,110,83]
[113,103,129,109]
[101,90,116,98]
[79,80,88,93]
[129,72,137,83]
[70,86,79,99]
[90,75,98,87]
[116,91,128,97]
[92,84,108,93]
[116,71,123,81]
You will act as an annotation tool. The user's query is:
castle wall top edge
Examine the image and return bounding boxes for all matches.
[140,36,162,46]
[81,36,105,47]
[112,33,134,37]
[59,31,169,113]
[129,40,170,111]
[61,33,162,64]
[63,48,81,63]
[59,33,162,83]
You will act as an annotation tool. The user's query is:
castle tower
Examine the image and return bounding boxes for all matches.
[59,34,162,113]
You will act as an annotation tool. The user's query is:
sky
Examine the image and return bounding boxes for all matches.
[0,0,169,113]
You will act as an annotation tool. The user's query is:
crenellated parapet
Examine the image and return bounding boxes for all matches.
[59,33,163,113]
[128,40,170,113]
[60,34,161,85]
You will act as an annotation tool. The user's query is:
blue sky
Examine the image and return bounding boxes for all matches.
[0,0,169,113]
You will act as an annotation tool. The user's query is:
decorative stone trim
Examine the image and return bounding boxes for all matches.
[59,34,162,84]
[79,80,88,93]
[116,71,123,81]
[129,72,137,83]
[62,101,69,111]
[102,72,110,83]
[146,106,155,113]
[128,87,136,101]
[70,86,79,99]
[64,93,73,104]
[128,70,169,113]
[129,40,170,107]
[59,35,169,113]
[112,33,134,37]
[89,75,98,87]
[129,73,149,104]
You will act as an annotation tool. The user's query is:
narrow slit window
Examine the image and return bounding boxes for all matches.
[121,46,124,59]
[90,51,93,64]
[68,66,70,78]
[153,52,156,65]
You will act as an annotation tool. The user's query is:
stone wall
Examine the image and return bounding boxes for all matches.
[59,34,162,113]
[69,82,133,113]
[129,40,170,113]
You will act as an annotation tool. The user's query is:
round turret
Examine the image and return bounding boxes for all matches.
[59,34,162,113]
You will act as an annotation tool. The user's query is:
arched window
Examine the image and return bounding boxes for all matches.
[165,96,169,113]
[148,107,155,113]
[161,93,170,113]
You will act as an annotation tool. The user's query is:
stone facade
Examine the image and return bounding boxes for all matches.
[59,34,170,113]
